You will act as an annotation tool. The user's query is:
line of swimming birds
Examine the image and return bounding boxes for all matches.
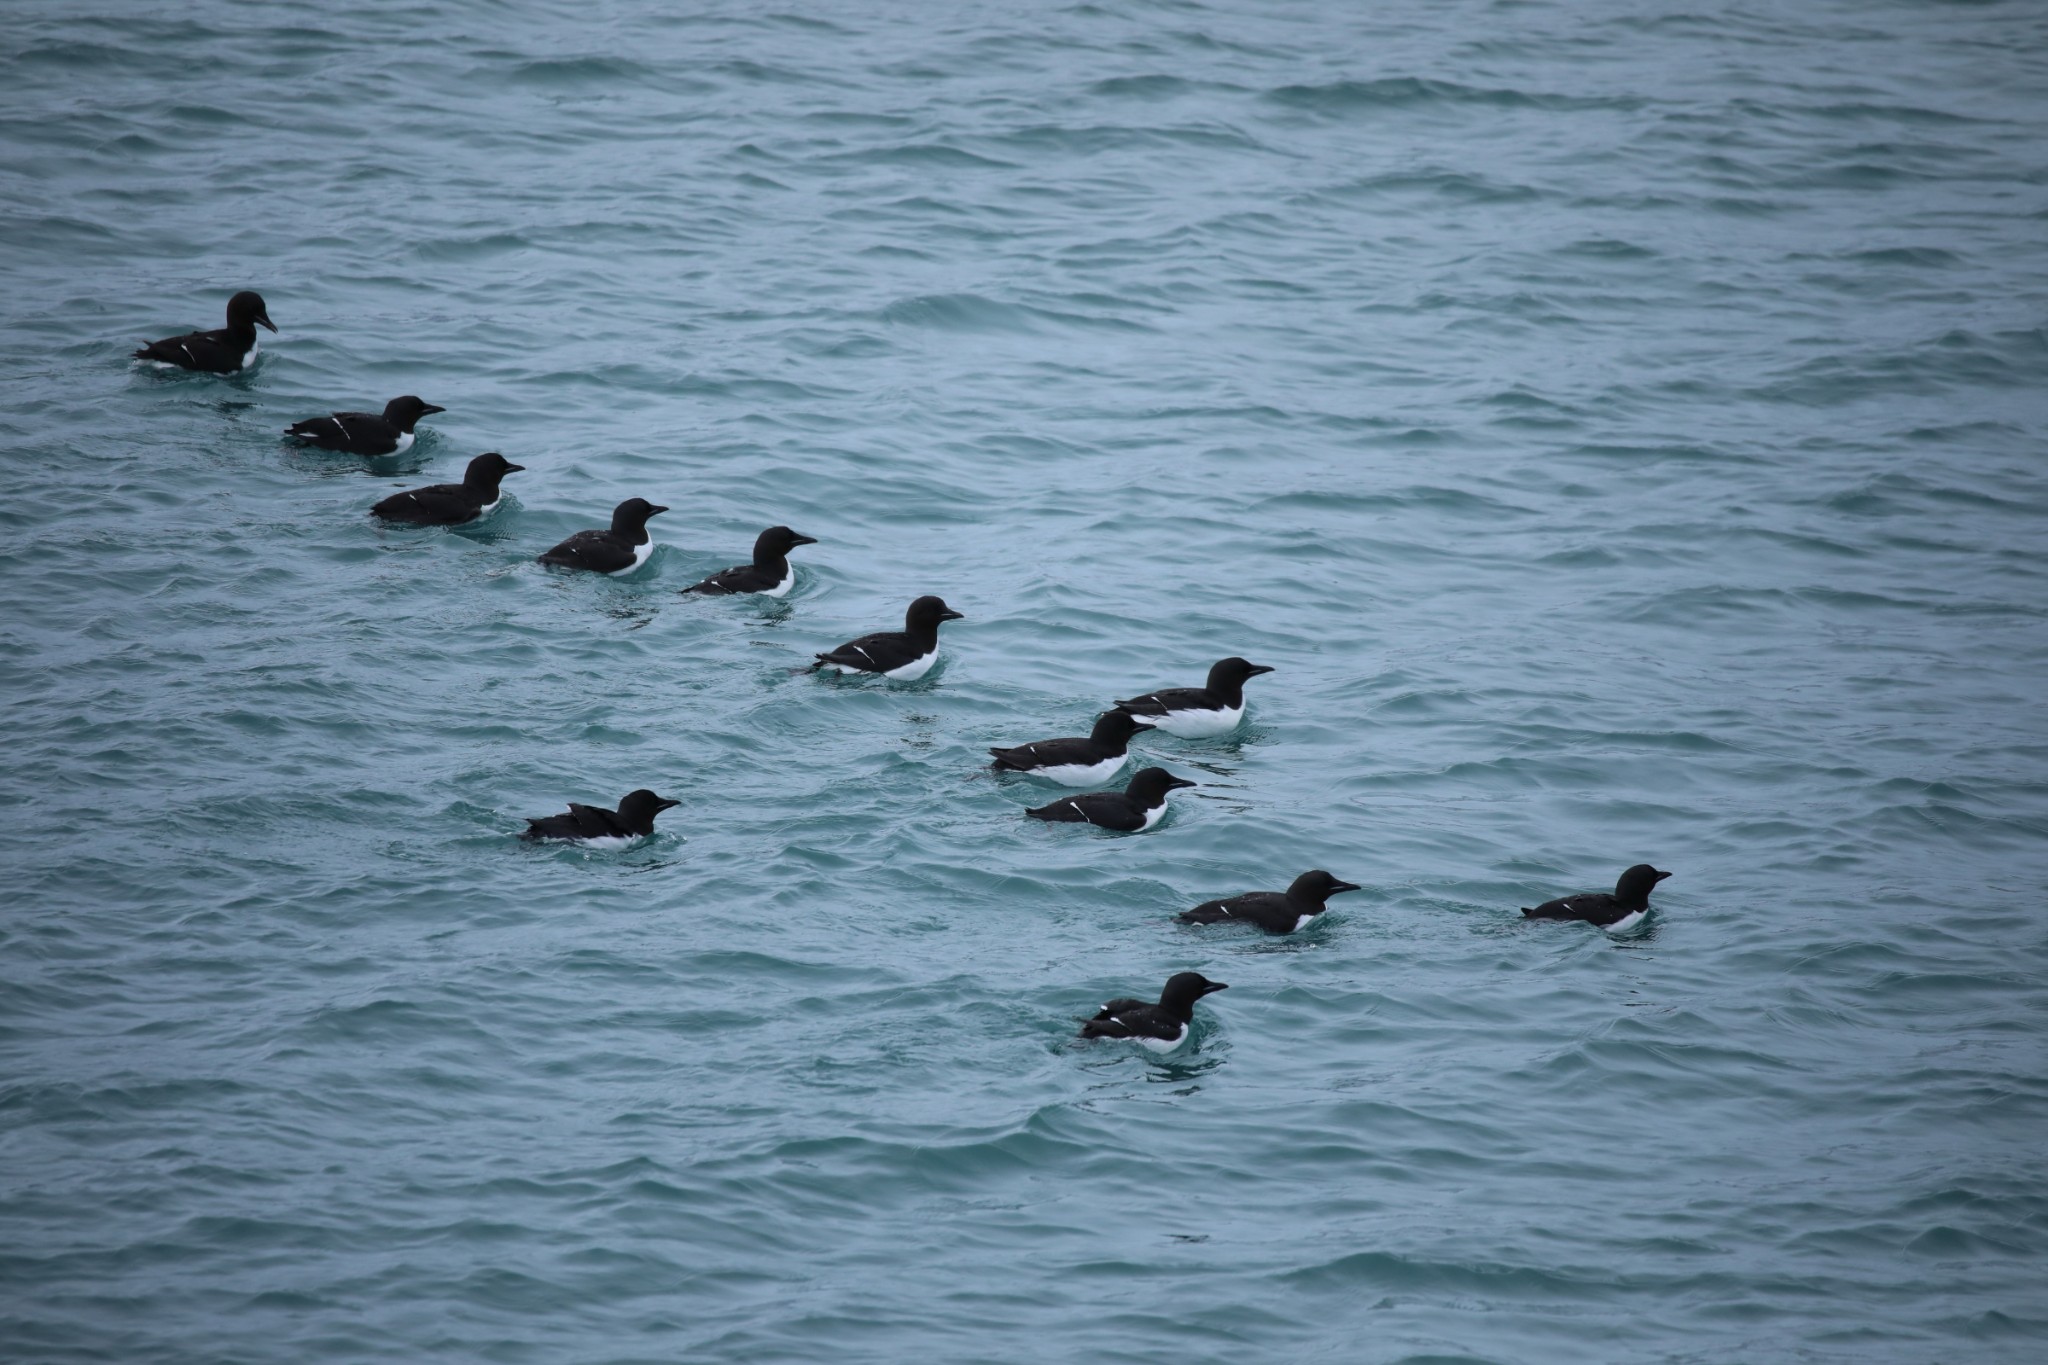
[138,290,1676,1053]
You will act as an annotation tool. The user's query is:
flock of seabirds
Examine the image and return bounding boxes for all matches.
[136,290,1676,1053]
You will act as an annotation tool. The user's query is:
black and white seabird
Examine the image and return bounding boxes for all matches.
[989,708,1154,787]
[812,595,962,680]
[371,452,525,526]
[1025,766,1195,832]
[537,498,668,574]
[285,396,445,456]
[1178,869,1361,934]
[133,290,276,373]
[684,525,817,597]
[1079,972,1228,1052]
[1117,656,1275,738]
[519,788,680,845]
[1522,864,1672,932]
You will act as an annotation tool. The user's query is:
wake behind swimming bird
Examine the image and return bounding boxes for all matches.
[989,708,1154,786]
[1025,766,1195,832]
[811,595,962,680]
[684,525,817,597]
[133,290,276,373]
[1079,972,1228,1052]
[371,452,525,526]
[537,497,667,575]
[1117,656,1275,738]
[1522,864,1672,932]
[285,396,444,456]
[519,789,680,845]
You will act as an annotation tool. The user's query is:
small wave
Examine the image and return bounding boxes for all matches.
[1264,76,1639,115]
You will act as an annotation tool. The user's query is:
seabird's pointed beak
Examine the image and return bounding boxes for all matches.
[790,533,818,546]
[1330,881,1362,894]
[1203,981,1229,995]
[648,505,670,516]
[420,403,446,415]
[1169,777,1199,791]
[502,462,527,473]
[256,313,277,333]
[1654,869,1673,881]
[940,609,964,621]
[656,798,682,811]
[1246,664,1276,676]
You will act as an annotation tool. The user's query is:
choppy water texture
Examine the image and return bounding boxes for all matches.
[4,1,2047,1360]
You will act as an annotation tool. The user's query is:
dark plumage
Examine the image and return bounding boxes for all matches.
[133,290,277,373]
[519,789,680,843]
[684,525,817,596]
[537,498,668,574]
[812,595,963,679]
[1116,656,1275,737]
[1079,972,1228,1049]
[371,452,525,526]
[1522,864,1672,929]
[1025,766,1195,832]
[284,396,445,456]
[1178,869,1361,934]
[989,708,1154,785]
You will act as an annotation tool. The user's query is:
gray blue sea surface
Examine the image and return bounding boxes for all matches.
[4,1,2047,1361]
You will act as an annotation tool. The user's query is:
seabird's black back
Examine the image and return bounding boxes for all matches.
[989,709,1149,775]
[372,452,525,526]
[1522,864,1672,926]
[1025,766,1195,831]
[1178,870,1361,933]
[537,498,668,574]
[811,595,962,677]
[133,290,276,373]
[520,789,680,842]
[1079,972,1228,1045]
[285,396,445,456]
[686,525,817,596]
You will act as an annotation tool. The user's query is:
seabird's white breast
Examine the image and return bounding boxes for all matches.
[1136,1023,1190,1053]
[1025,755,1125,787]
[1144,702,1244,738]
[882,649,938,681]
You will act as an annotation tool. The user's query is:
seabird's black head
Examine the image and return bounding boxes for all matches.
[1615,864,1673,907]
[753,525,817,562]
[1159,971,1229,1011]
[1088,708,1152,745]
[462,451,525,490]
[382,395,446,430]
[1207,656,1275,690]
[905,595,964,630]
[611,498,668,533]
[227,290,276,333]
[617,788,682,832]
[1288,869,1362,906]
[1126,766,1197,804]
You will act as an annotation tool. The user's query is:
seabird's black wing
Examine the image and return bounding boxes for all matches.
[371,482,476,525]
[686,563,773,595]
[989,736,1096,771]
[1523,893,1622,923]
[1080,1004,1179,1040]
[1179,892,1260,926]
[1025,792,1141,830]
[538,530,634,573]
[1115,687,1211,716]
[565,804,631,837]
[134,326,241,372]
[814,629,912,673]
[1090,998,1148,1021]
[285,411,394,454]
